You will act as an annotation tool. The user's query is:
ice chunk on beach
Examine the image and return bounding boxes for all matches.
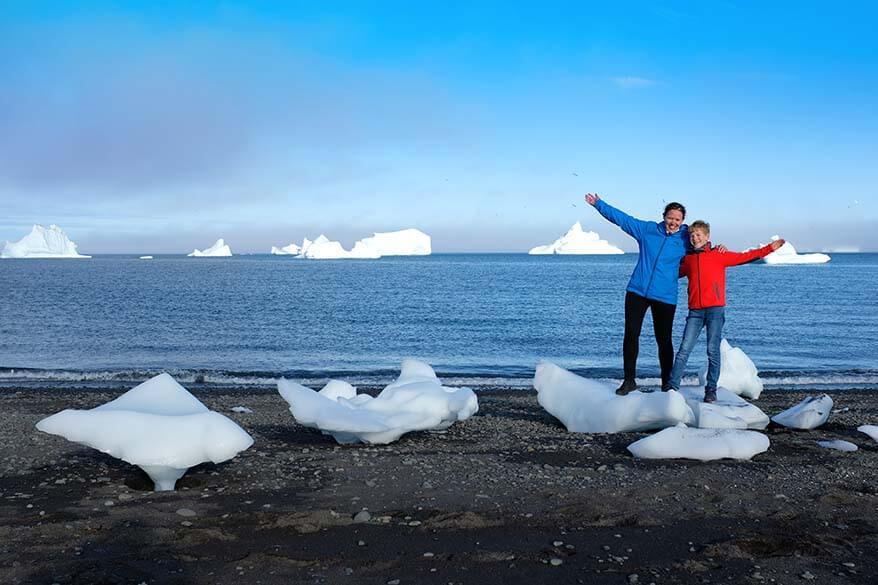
[231,406,253,414]
[277,359,478,444]
[698,339,764,399]
[270,242,301,255]
[1,224,91,259]
[628,425,770,461]
[36,373,253,491]
[533,361,694,433]
[761,235,830,265]
[356,228,432,256]
[858,425,878,442]
[679,386,770,429]
[188,238,232,257]
[817,439,858,452]
[529,222,624,255]
[771,395,833,430]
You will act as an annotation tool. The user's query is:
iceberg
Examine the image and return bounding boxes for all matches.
[857,425,878,442]
[628,425,770,461]
[699,339,764,399]
[296,234,379,259]
[270,242,301,255]
[817,439,858,452]
[529,222,623,255]
[139,255,153,260]
[679,386,770,429]
[761,236,830,265]
[36,373,253,491]
[1,224,91,259]
[771,395,833,430]
[188,238,232,257]
[355,228,431,256]
[533,361,694,433]
[277,359,478,445]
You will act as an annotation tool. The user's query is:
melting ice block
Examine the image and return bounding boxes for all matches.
[1,224,91,259]
[699,339,764,399]
[761,236,830,265]
[679,386,770,429]
[533,361,694,433]
[36,373,253,491]
[628,425,770,461]
[188,238,232,257]
[356,228,431,256]
[270,242,301,255]
[857,425,878,442]
[817,440,858,452]
[277,359,478,444]
[529,222,623,255]
[771,395,833,430]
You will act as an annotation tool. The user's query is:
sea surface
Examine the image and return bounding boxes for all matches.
[1,253,877,391]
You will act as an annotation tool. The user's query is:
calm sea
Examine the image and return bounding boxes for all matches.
[1,253,876,391]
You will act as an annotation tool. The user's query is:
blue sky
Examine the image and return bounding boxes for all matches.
[1,1,876,253]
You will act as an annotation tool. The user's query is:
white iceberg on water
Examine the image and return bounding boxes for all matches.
[1,224,90,259]
[188,238,232,257]
[270,242,301,255]
[36,373,253,491]
[277,359,478,444]
[761,235,830,265]
[771,395,833,430]
[628,425,770,461]
[698,339,764,400]
[529,222,623,255]
[296,228,431,260]
[533,361,693,433]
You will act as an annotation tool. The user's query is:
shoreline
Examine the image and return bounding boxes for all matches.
[2,387,877,584]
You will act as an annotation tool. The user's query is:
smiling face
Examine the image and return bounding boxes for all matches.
[663,209,684,234]
[690,228,710,249]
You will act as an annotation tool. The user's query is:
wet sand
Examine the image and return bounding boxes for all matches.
[1,387,877,584]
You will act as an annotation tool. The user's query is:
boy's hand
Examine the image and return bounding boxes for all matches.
[770,238,786,251]
[585,193,600,206]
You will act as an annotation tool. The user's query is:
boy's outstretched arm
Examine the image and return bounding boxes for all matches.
[723,238,785,266]
[584,193,648,241]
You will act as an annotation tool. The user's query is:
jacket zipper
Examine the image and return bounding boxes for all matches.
[644,233,668,298]
[696,253,703,308]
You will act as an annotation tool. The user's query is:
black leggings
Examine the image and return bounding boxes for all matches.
[623,291,677,386]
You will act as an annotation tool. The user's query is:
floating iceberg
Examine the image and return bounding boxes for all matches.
[36,373,253,491]
[529,222,623,255]
[817,439,857,452]
[761,236,830,265]
[1,224,91,259]
[277,359,478,444]
[296,234,380,259]
[533,361,693,433]
[627,425,770,461]
[857,425,878,442]
[188,238,232,257]
[139,255,153,260]
[270,242,301,255]
[357,228,431,256]
[699,339,764,399]
[771,395,833,430]
[679,386,770,429]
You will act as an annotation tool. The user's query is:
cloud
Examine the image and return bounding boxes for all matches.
[611,76,659,89]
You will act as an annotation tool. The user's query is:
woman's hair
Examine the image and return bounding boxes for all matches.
[663,202,686,218]
[690,220,710,234]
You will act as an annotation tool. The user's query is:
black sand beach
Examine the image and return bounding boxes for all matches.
[2,387,877,584]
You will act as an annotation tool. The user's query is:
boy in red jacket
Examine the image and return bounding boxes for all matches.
[665,221,784,402]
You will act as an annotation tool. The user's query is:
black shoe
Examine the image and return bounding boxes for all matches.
[615,379,637,396]
[661,383,672,392]
[703,388,717,403]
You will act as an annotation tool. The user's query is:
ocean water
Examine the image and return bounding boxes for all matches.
[1,253,877,390]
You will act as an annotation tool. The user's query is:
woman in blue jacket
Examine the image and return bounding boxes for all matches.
[585,193,688,395]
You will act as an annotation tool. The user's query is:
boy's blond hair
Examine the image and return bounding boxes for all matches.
[690,220,710,234]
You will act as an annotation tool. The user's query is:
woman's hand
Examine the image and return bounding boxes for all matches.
[585,193,601,206]
[770,238,786,251]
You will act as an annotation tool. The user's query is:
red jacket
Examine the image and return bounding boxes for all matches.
[680,243,775,309]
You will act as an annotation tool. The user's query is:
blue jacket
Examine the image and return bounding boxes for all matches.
[594,199,688,305]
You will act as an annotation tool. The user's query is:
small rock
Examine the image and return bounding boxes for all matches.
[553,541,564,546]
[549,558,563,566]
[408,520,422,527]
[801,571,816,580]
[181,521,193,527]
[387,580,400,585]
[628,574,639,584]
[353,510,372,523]
[176,508,197,517]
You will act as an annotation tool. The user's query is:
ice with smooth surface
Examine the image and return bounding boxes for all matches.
[1,224,91,259]
[534,361,694,433]
[36,373,253,490]
[628,425,770,461]
[679,386,770,429]
[297,234,380,259]
[188,238,232,257]
[857,425,878,442]
[817,439,858,452]
[270,242,301,255]
[771,394,833,430]
[277,359,478,444]
[139,256,153,260]
[761,235,830,265]
[355,228,432,256]
[529,222,624,255]
[698,339,764,399]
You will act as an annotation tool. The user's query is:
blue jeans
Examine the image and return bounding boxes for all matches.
[668,307,725,391]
